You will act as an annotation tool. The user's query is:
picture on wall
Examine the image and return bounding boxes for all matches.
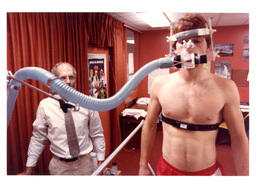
[214,44,234,57]
[88,54,107,99]
[214,61,231,79]
[243,36,249,61]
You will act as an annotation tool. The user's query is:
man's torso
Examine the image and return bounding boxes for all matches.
[157,71,226,172]
[39,97,93,158]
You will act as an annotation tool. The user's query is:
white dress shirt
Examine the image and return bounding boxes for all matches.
[26,96,105,167]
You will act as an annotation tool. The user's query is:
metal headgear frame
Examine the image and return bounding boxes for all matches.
[164,13,218,68]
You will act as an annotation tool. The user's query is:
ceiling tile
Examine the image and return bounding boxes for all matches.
[108,12,249,31]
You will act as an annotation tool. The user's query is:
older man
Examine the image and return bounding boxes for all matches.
[19,62,105,175]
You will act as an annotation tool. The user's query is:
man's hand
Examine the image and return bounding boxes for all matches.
[97,160,103,166]
[95,160,104,175]
[139,166,152,176]
[18,167,33,175]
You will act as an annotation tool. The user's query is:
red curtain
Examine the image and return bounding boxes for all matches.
[110,22,127,148]
[7,12,126,175]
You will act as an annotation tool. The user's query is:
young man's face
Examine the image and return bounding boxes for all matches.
[56,64,76,88]
[175,36,208,56]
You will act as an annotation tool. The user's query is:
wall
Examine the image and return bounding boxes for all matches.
[213,25,249,102]
[137,30,169,98]
[137,25,249,103]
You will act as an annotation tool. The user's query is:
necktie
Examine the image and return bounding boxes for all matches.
[59,99,80,157]
[64,109,80,157]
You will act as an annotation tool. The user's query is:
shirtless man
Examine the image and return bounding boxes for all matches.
[139,13,249,176]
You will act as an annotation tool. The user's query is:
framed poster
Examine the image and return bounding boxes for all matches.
[214,61,231,79]
[88,54,107,99]
[243,36,249,62]
[214,44,234,57]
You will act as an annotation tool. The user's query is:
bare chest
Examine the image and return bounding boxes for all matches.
[159,81,224,124]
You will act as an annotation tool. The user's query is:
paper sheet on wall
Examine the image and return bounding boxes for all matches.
[88,53,107,99]
[148,68,169,94]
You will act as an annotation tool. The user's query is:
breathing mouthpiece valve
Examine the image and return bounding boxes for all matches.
[183,40,195,49]
[173,53,207,68]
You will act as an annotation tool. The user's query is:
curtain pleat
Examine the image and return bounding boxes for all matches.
[109,21,127,148]
[7,12,126,175]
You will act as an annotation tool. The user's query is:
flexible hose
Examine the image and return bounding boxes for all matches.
[7,57,174,126]
[7,67,56,126]
[50,57,173,111]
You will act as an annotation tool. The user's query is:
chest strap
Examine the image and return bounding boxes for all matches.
[160,113,221,131]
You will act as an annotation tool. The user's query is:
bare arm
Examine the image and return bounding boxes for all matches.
[223,80,249,175]
[139,78,162,175]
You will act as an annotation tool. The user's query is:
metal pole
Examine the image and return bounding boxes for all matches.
[7,74,57,100]
[7,74,78,108]
[148,162,156,176]
[208,17,216,61]
[163,12,173,56]
[92,120,144,176]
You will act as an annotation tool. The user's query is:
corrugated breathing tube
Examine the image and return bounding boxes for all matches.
[7,57,174,126]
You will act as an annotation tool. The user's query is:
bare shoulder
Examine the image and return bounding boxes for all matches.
[150,73,176,97]
[152,72,177,86]
[212,74,239,101]
[153,74,169,83]
[212,74,236,89]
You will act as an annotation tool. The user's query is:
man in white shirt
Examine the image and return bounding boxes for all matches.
[19,62,105,175]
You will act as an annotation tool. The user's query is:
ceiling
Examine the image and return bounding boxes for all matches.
[108,12,249,32]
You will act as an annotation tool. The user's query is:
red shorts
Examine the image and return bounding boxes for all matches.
[157,156,225,176]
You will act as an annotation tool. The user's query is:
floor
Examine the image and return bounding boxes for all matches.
[105,129,236,176]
